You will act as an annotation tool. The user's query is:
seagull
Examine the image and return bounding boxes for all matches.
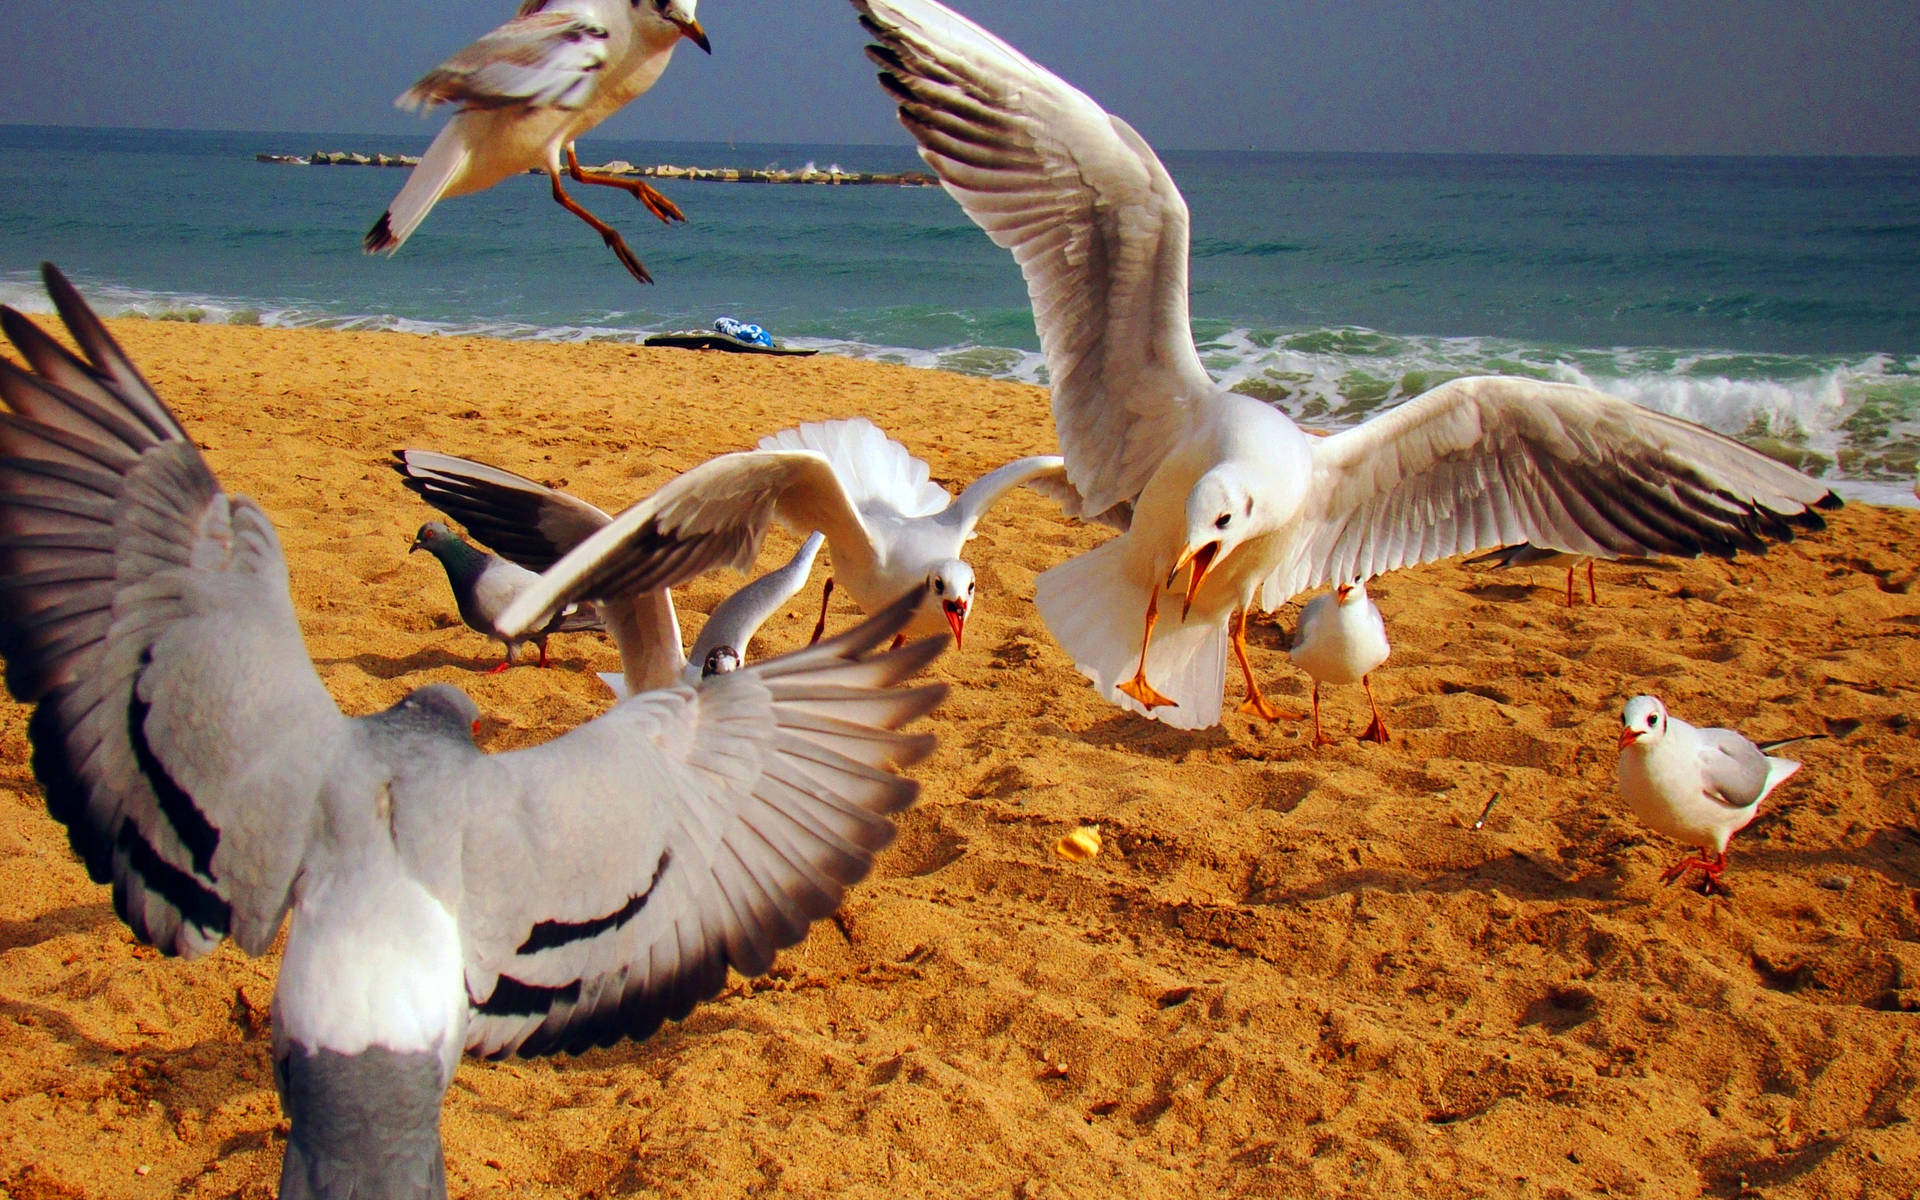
[394,450,823,695]
[1467,543,1602,606]
[409,519,602,672]
[0,264,945,1200]
[854,0,1843,731]
[495,417,1072,654]
[364,0,711,285]
[1288,581,1391,746]
[1616,696,1823,894]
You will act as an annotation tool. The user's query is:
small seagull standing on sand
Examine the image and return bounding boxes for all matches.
[1467,543,1603,606]
[409,520,601,672]
[497,417,1073,654]
[365,0,711,285]
[1288,580,1391,745]
[1615,695,1823,895]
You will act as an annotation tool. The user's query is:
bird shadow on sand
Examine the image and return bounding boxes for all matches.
[1073,713,1237,757]
[0,996,268,1115]
[0,902,116,953]
[315,647,505,680]
[1245,852,1631,908]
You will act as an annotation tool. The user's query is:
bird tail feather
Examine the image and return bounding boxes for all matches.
[365,125,471,255]
[1035,540,1226,730]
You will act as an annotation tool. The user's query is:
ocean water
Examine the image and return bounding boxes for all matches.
[2,125,1916,503]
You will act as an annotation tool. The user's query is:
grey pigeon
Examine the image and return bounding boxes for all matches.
[0,265,947,1200]
[394,450,824,693]
[409,518,600,671]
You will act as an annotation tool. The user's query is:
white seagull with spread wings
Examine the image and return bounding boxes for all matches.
[854,0,1840,730]
[365,0,710,285]
[498,416,1071,654]
[0,266,944,1200]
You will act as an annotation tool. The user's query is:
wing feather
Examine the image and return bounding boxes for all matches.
[0,266,342,958]
[857,0,1215,514]
[455,591,947,1059]
[1264,376,1839,604]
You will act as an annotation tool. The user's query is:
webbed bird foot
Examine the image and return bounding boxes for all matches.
[1118,671,1177,710]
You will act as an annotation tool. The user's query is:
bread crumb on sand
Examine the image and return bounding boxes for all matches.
[2,320,1917,1197]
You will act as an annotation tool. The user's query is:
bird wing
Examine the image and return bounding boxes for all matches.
[0,266,345,959]
[1693,727,1779,809]
[685,532,826,676]
[946,454,1068,537]
[1262,375,1839,606]
[399,9,618,112]
[451,591,946,1059]
[496,450,875,640]
[856,0,1215,515]
[757,418,949,520]
[393,450,611,572]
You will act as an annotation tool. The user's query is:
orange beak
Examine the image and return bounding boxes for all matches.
[943,600,967,648]
[673,17,712,53]
[1336,583,1354,602]
[1169,542,1219,620]
[1617,727,1640,749]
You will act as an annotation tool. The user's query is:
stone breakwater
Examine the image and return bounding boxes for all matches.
[259,151,937,186]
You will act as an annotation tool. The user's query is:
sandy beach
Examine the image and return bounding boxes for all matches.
[1,318,1916,1199]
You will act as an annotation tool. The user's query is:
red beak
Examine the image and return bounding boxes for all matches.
[943,601,966,648]
[1336,583,1354,602]
[1617,727,1639,749]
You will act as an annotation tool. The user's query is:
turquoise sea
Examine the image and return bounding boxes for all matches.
[2,125,1915,502]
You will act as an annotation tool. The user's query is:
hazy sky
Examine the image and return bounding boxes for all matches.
[1,1,1916,154]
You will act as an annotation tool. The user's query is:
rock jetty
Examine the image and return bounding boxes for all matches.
[261,152,936,186]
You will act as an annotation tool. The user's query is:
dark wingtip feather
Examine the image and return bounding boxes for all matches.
[1816,490,1844,511]
[364,212,397,254]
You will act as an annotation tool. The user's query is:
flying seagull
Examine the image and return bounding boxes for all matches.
[408,519,602,671]
[0,264,946,1200]
[365,0,711,285]
[1616,695,1822,895]
[852,0,1842,730]
[393,450,825,694]
[495,417,1074,653]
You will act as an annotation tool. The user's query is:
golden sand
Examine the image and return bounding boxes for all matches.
[1,319,1916,1197]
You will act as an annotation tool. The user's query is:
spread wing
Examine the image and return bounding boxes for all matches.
[0,265,344,958]
[856,0,1215,515]
[393,449,612,572]
[1262,375,1841,606]
[496,450,875,640]
[452,591,947,1058]
[399,9,618,112]
[945,454,1068,537]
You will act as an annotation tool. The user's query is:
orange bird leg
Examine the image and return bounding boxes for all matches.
[1309,682,1336,748]
[1586,560,1598,605]
[809,577,836,645]
[1358,673,1390,743]
[548,172,653,285]
[1116,589,1177,710]
[1659,848,1729,893]
[1233,609,1301,721]
[566,145,686,224]
[889,634,907,651]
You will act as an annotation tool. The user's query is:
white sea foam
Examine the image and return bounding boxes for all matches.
[6,270,1911,501]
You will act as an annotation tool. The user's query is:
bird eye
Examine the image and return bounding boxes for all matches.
[933,579,945,594]
[967,582,975,594]
[1214,514,1231,530]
